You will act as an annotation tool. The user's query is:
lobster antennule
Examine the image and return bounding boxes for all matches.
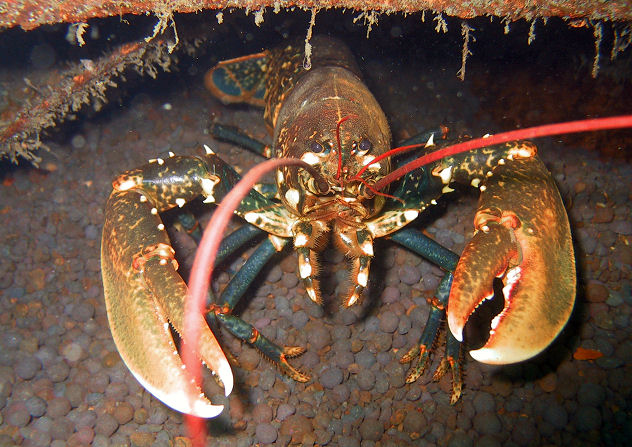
[335,114,356,180]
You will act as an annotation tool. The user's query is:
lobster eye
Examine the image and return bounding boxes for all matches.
[310,141,325,153]
[358,138,372,153]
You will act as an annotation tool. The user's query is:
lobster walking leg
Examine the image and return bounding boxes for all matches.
[389,227,463,403]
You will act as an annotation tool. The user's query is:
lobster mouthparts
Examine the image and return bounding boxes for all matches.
[447,155,576,365]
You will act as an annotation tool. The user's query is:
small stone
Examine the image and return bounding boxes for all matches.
[48,361,70,382]
[359,417,384,441]
[113,402,134,424]
[253,403,273,423]
[575,406,602,431]
[95,413,119,437]
[381,286,400,304]
[473,392,495,413]
[379,310,399,333]
[255,422,278,444]
[306,321,331,350]
[276,403,295,421]
[357,369,376,391]
[25,395,47,417]
[6,401,30,427]
[473,412,501,435]
[129,431,154,446]
[72,302,95,322]
[47,396,71,418]
[592,205,614,223]
[62,342,83,362]
[543,402,567,429]
[279,414,313,444]
[16,355,42,380]
[399,265,422,285]
[585,281,608,303]
[320,366,343,389]
[403,410,427,438]
[537,371,557,393]
[577,383,606,407]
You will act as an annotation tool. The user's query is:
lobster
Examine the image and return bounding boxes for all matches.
[101,36,576,417]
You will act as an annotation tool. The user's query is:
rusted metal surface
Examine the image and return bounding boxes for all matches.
[1,0,631,31]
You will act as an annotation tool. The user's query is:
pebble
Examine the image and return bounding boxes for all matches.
[473,412,501,435]
[47,396,71,418]
[585,281,609,303]
[112,402,134,424]
[95,413,119,437]
[379,310,399,333]
[473,392,496,413]
[399,265,422,285]
[381,286,400,304]
[276,403,296,421]
[577,382,606,407]
[575,406,602,431]
[253,403,273,423]
[25,395,47,417]
[279,414,313,444]
[255,422,278,444]
[359,417,384,441]
[543,402,568,429]
[320,366,343,389]
[6,401,30,427]
[357,369,376,391]
[15,355,42,380]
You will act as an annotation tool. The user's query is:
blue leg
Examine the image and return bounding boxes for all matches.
[209,123,272,158]
[389,227,463,403]
[204,235,310,382]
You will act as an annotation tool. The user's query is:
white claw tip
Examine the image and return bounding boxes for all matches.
[425,133,435,148]
[204,144,215,155]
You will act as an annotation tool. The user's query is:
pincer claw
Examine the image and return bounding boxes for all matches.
[447,155,576,365]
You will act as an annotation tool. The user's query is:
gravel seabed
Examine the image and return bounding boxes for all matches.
[1,20,631,447]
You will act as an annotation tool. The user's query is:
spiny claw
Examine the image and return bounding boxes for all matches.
[102,190,233,418]
[447,155,576,365]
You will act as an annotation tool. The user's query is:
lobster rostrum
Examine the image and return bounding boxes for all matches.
[101,36,576,417]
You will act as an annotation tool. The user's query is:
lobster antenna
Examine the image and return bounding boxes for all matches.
[373,114,632,192]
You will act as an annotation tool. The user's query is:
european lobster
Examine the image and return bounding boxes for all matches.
[101,36,576,417]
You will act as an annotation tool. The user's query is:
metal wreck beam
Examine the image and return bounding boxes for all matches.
[1,0,632,31]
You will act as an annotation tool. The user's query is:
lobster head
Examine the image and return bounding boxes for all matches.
[273,71,392,221]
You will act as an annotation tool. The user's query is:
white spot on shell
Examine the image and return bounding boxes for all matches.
[244,212,257,224]
[307,287,318,303]
[139,195,147,202]
[175,198,186,208]
[437,165,453,184]
[157,223,165,230]
[357,271,368,287]
[361,241,373,256]
[169,151,175,157]
[299,259,312,278]
[471,178,481,188]
[404,210,419,221]
[116,179,136,191]
[480,185,487,192]
[157,158,164,165]
[425,133,435,147]
[285,188,300,207]
[300,152,320,165]
[294,233,308,247]
[151,208,158,215]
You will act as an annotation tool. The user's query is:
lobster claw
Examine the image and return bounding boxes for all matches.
[447,155,576,365]
[102,190,233,418]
